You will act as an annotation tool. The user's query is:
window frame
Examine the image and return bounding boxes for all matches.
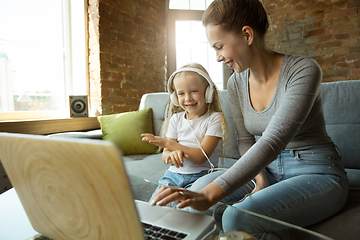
[167,9,205,78]
[166,2,232,88]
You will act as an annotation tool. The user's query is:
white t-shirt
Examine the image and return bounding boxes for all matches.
[166,111,222,174]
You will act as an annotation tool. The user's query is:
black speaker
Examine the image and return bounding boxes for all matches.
[69,95,88,117]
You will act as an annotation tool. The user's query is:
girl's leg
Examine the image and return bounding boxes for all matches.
[149,170,184,207]
[189,170,255,224]
[151,170,210,208]
[190,170,255,203]
[183,170,209,189]
[158,170,185,187]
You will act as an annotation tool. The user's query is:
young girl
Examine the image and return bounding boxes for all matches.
[141,63,227,206]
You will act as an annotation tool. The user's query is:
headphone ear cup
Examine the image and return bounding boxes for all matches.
[170,92,179,106]
[205,86,214,103]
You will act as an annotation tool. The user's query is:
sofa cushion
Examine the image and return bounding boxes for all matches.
[124,153,167,200]
[124,153,167,184]
[98,107,158,155]
[306,187,360,240]
[138,93,169,136]
[322,80,360,170]
[346,169,360,188]
[321,80,360,188]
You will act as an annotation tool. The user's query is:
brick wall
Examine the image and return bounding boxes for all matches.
[88,0,359,116]
[263,0,360,82]
[88,0,166,116]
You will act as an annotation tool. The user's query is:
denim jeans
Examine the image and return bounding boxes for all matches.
[150,170,209,208]
[190,143,349,240]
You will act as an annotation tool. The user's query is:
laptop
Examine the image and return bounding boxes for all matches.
[0,133,214,240]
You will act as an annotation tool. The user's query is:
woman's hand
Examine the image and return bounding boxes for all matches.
[150,182,227,211]
[150,186,213,211]
[164,150,189,168]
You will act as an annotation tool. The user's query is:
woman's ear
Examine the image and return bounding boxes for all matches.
[242,26,254,45]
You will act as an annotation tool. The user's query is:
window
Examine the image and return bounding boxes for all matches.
[169,0,213,10]
[167,0,232,90]
[0,0,87,121]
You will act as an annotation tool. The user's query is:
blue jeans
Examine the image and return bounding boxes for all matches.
[190,143,349,239]
[150,170,209,208]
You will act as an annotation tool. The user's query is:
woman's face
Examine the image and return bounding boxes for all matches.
[206,23,252,73]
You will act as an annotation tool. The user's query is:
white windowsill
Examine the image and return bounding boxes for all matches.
[0,110,70,121]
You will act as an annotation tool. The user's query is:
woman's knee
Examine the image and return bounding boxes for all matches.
[222,202,283,239]
[222,204,254,233]
[221,192,280,234]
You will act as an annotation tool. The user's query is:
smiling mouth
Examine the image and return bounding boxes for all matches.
[225,60,234,68]
[185,103,197,108]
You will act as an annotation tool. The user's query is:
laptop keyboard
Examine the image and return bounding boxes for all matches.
[142,222,188,240]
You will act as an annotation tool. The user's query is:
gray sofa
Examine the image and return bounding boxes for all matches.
[1,80,359,239]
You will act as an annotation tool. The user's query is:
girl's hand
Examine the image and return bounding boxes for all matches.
[141,133,167,148]
[165,150,189,168]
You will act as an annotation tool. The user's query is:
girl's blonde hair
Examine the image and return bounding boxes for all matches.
[161,63,228,158]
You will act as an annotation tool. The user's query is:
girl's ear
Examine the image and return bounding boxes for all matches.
[242,26,254,45]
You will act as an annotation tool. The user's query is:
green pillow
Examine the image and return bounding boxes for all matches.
[97,107,158,155]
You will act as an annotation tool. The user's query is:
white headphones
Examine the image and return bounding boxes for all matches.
[167,67,215,106]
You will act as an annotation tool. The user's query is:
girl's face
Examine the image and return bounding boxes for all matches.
[206,23,252,73]
[173,73,208,119]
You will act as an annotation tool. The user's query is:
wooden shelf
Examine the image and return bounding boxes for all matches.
[0,117,100,135]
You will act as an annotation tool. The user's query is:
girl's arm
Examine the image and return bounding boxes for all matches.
[161,138,188,168]
[165,135,221,164]
[141,134,221,165]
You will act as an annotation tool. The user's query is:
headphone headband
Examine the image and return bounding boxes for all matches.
[167,67,215,93]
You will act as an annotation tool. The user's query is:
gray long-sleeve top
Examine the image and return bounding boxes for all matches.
[214,54,333,196]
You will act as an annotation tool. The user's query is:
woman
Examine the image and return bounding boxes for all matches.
[151,0,348,238]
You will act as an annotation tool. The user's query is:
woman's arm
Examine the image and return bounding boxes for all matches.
[216,57,323,196]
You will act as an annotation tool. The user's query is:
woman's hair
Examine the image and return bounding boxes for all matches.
[202,0,269,37]
[161,63,228,158]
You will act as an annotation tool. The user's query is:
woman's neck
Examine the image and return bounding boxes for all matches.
[248,40,284,83]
